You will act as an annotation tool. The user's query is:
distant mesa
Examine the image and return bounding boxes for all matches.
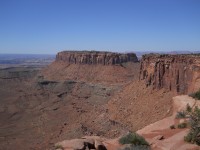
[56,50,138,65]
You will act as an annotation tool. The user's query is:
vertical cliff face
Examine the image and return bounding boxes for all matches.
[140,54,200,94]
[55,51,138,65]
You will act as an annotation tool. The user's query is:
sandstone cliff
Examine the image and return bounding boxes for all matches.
[56,51,138,65]
[140,54,200,94]
[43,51,140,84]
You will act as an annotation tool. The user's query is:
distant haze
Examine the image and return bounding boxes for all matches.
[0,0,200,54]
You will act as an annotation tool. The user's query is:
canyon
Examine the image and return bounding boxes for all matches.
[0,51,200,150]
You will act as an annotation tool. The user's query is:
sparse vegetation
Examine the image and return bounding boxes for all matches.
[119,144,151,150]
[184,132,193,143]
[189,90,200,100]
[184,106,200,145]
[54,144,64,150]
[119,132,149,146]
[186,104,192,113]
[170,125,176,129]
[176,111,186,119]
[177,122,187,128]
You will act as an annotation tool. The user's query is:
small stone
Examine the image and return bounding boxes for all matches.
[179,119,185,124]
[149,135,164,145]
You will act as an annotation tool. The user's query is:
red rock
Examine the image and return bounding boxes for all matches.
[94,139,107,150]
[56,138,94,150]
[56,51,138,65]
[139,54,200,94]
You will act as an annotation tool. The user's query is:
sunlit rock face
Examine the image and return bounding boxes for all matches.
[140,54,200,94]
[56,51,138,65]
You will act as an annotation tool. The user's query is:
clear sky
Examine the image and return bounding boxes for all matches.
[0,0,200,54]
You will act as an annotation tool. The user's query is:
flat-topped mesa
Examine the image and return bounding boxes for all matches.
[140,54,200,94]
[55,51,138,65]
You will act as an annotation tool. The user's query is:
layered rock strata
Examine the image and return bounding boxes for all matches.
[140,54,200,94]
[56,51,138,65]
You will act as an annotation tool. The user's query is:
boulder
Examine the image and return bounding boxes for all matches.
[56,138,95,150]
[94,139,107,150]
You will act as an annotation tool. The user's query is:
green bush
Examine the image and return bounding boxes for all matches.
[189,90,200,100]
[184,132,193,143]
[119,132,149,146]
[184,106,200,145]
[177,122,187,128]
[176,111,186,119]
[119,144,151,150]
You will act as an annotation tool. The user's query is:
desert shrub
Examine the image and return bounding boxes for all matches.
[184,106,200,145]
[189,90,200,100]
[119,132,149,146]
[119,144,151,150]
[186,104,192,113]
[170,125,176,129]
[54,144,64,150]
[177,122,187,128]
[176,111,186,119]
[184,132,193,143]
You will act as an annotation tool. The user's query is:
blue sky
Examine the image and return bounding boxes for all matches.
[0,0,200,54]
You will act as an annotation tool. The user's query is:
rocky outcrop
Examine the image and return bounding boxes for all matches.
[55,136,108,150]
[56,51,138,65]
[140,54,200,94]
